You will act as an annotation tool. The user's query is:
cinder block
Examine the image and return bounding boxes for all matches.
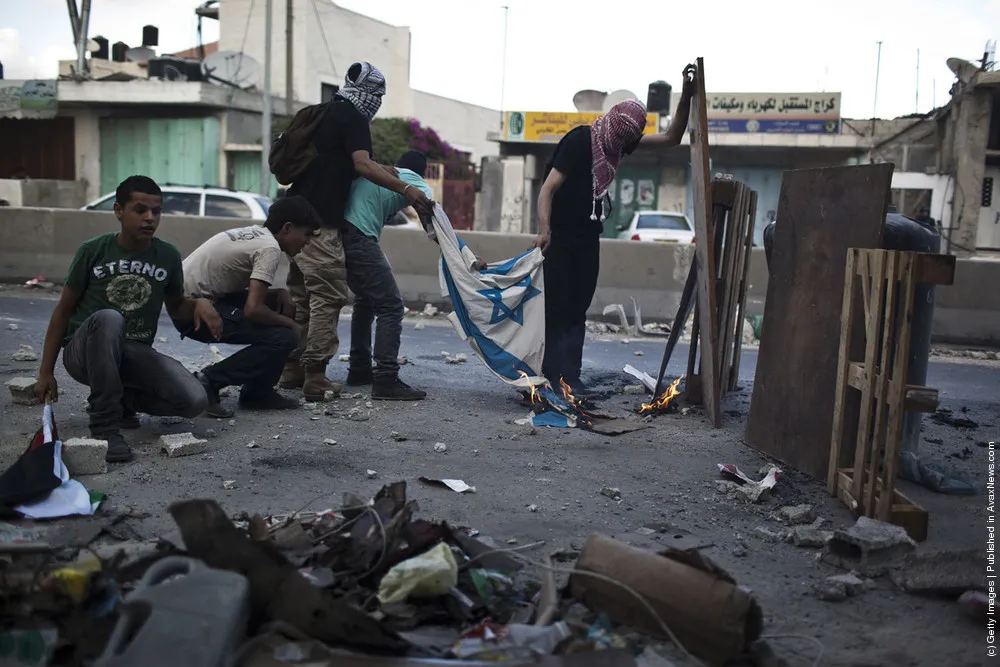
[821,516,916,575]
[891,549,986,594]
[62,437,109,475]
[6,377,39,405]
[160,432,208,458]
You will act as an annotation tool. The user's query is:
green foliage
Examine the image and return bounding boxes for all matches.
[371,118,412,165]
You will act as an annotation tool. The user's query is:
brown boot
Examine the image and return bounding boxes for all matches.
[278,361,305,389]
[303,366,342,402]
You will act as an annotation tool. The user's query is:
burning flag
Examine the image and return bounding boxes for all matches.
[431,204,547,389]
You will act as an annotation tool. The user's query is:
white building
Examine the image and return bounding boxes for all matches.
[217,0,500,161]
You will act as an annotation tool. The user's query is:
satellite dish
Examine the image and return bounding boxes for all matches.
[203,50,263,89]
[573,89,607,113]
[126,47,156,64]
[602,89,640,113]
[946,57,979,84]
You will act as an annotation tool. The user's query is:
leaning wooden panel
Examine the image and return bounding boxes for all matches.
[745,164,894,480]
[689,57,721,427]
[729,190,757,392]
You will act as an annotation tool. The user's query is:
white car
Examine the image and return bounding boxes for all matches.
[83,185,272,220]
[617,211,695,244]
[383,210,423,231]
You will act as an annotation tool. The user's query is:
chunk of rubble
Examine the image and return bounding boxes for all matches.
[890,549,986,594]
[11,344,38,362]
[778,504,816,525]
[600,486,622,502]
[414,322,426,331]
[366,469,378,479]
[7,323,19,331]
[433,442,448,453]
[6,377,39,405]
[223,480,236,490]
[817,573,867,602]
[422,304,439,317]
[390,431,407,442]
[821,516,917,575]
[754,526,788,543]
[789,519,834,548]
[63,437,109,475]
[444,353,467,364]
[160,433,209,458]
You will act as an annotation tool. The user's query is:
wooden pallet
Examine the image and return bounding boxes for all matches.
[685,179,758,405]
[827,248,956,541]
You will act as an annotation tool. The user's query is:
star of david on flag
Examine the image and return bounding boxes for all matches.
[429,204,547,389]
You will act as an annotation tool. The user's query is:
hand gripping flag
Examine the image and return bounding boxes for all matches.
[430,204,546,389]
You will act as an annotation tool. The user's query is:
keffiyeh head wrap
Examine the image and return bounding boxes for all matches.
[590,99,647,221]
[337,62,386,121]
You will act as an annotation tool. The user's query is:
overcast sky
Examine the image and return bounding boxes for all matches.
[1,0,996,119]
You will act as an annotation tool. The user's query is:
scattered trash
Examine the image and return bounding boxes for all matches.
[223,480,236,490]
[600,486,622,502]
[717,463,782,503]
[11,344,38,362]
[433,442,448,453]
[377,542,458,605]
[623,364,657,393]
[419,477,475,493]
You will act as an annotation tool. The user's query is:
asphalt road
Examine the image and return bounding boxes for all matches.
[1,290,997,666]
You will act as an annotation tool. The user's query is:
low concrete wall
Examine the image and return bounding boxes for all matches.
[0,180,88,208]
[0,207,997,345]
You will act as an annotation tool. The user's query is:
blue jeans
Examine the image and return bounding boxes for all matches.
[63,310,208,436]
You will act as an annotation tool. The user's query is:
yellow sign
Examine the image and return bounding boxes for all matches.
[503,111,661,143]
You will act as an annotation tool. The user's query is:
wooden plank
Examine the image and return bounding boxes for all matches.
[745,164,893,479]
[878,253,917,520]
[827,249,859,494]
[729,190,757,392]
[717,184,749,392]
[852,251,888,508]
[865,251,898,516]
[689,57,721,427]
[847,363,939,412]
[653,261,698,397]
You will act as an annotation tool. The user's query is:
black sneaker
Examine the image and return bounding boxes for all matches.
[103,432,134,463]
[238,389,301,411]
[346,366,374,386]
[372,377,427,401]
[196,371,234,418]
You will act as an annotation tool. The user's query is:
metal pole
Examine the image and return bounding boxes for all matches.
[915,48,920,113]
[500,5,509,132]
[66,0,80,44]
[285,0,294,116]
[75,0,92,77]
[870,41,882,139]
[261,0,273,196]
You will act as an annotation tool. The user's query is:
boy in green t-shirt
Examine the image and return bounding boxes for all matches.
[34,176,221,463]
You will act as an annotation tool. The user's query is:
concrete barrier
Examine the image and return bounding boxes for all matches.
[0,206,997,346]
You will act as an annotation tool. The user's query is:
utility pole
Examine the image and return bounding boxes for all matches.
[500,5,509,132]
[69,0,92,77]
[261,0,273,196]
[915,48,920,113]
[285,0,294,116]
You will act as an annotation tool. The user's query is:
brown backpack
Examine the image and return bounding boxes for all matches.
[268,102,330,185]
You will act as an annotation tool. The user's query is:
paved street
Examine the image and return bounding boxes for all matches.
[1,288,997,666]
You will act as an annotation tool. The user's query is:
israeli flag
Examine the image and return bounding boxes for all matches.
[430,205,547,389]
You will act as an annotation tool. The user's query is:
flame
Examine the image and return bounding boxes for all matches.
[639,375,684,414]
[518,371,542,404]
[559,377,576,405]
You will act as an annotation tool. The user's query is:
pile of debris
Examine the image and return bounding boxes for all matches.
[1,482,768,667]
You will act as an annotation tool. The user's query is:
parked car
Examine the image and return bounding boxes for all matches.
[383,210,423,231]
[616,211,695,244]
[82,185,272,220]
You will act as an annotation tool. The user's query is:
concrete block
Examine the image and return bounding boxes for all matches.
[6,377,39,405]
[62,437,108,475]
[790,525,834,548]
[778,504,816,525]
[827,573,866,596]
[890,549,986,594]
[821,516,917,575]
[160,432,208,458]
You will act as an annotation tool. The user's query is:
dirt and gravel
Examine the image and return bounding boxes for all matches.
[0,285,996,666]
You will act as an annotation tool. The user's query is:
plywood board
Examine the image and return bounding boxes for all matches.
[688,57,721,428]
[745,164,894,480]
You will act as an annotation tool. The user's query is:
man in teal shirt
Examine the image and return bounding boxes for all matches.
[342,151,433,400]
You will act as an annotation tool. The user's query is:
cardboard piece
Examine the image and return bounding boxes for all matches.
[568,534,761,667]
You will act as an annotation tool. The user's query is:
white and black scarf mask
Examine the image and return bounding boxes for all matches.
[336,62,386,121]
